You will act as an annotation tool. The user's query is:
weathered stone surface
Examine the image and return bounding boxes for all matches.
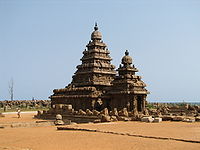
[195,116,200,122]
[180,112,186,116]
[173,116,184,121]
[56,114,62,120]
[162,115,174,121]
[110,108,119,116]
[54,114,65,125]
[101,108,109,116]
[78,109,86,115]
[101,114,111,122]
[110,116,118,121]
[141,116,154,123]
[119,108,129,117]
[86,109,93,116]
[55,104,63,110]
[66,104,72,110]
[183,118,195,123]
[93,119,101,123]
[153,117,162,123]
[63,105,74,114]
[93,110,100,116]
[144,109,149,116]
[130,116,137,121]
[136,114,144,121]
[117,116,131,121]
[128,111,134,117]
[54,120,64,125]
[73,111,78,115]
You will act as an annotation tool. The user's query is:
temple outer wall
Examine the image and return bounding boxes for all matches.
[103,94,147,113]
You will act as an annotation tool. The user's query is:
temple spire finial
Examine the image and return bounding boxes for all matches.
[94,22,98,31]
[125,50,129,56]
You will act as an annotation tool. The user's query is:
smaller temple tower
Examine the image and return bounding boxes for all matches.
[104,50,149,113]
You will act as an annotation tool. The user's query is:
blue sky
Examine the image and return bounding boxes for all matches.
[0,0,200,102]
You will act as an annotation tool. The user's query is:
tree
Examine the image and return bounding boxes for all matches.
[8,78,14,101]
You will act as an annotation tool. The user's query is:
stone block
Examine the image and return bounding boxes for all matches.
[162,115,174,121]
[128,112,134,117]
[93,119,101,123]
[101,108,109,116]
[110,108,118,116]
[54,120,64,125]
[130,116,138,121]
[37,110,42,115]
[183,118,189,122]
[56,114,62,120]
[153,117,162,123]
[73,111,78,115]
[63,119,71,125]
[195,116,200,122]
[141,116,154,123]
[110,116,118,121]
[119,108,129,117]
[173,116,184,121]
[55,104,63,109]
[86,109,93,116]
[63,105,73,112]
[93,110,100,116]
[101,114,111,122]
[118,116,131,121]
[66,104,72,110]
[78,109,86,115]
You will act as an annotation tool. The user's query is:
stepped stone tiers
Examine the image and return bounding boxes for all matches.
[103,50,149,112]
[50,23,149,113]
[51,23,116,110]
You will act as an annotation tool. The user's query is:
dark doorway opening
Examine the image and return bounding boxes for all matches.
[104,99,111,111]
[137,96,142,112]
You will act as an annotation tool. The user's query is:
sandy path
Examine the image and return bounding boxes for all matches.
[0,111,38,124]
[68,121,200,141]
[0,113,200,150]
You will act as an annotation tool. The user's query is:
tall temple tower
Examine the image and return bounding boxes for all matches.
[71,23,116,88]
[51,23,116,110]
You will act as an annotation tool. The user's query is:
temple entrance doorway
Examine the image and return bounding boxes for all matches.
[137,96,142,112]
[104,99,111,111]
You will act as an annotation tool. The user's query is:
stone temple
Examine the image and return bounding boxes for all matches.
[50,23,149,114]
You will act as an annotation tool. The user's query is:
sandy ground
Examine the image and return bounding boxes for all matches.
[0,112,200,150]
[0,112,38,124]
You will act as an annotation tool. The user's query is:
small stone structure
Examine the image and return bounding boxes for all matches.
[54,114,64,125]
[141,116,154,123]
[153,117,162,123]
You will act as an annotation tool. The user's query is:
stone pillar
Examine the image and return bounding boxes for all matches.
[142,95,147,112]
[133,95,137,114]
